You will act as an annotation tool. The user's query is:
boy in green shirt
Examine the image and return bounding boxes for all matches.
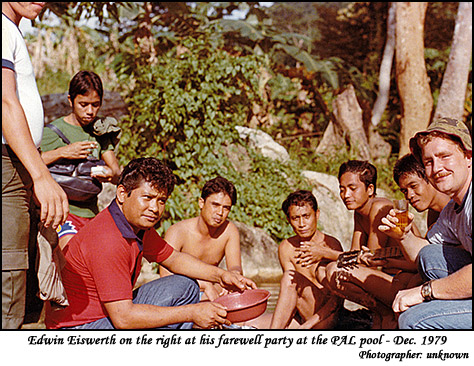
[41,71,122,249]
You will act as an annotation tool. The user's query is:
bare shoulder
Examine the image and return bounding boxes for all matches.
[167,217,197,232]
[225,220,240,236]
[279,236,298,254]
[370,197,393,219]
[322,232,343,251]
[164,217,198,247]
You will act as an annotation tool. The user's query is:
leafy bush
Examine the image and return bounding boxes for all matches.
[117,36,309,242]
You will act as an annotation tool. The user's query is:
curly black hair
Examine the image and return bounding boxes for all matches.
[118,157,176,196]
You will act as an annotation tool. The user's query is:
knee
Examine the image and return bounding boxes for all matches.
[325,262,338,290]
[417,244,447,281]
[280,270,298,289]
[155,274,200,305]
[173,275,200,301]
[397,309,416,329]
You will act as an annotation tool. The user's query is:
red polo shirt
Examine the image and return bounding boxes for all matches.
[45,200,173,329]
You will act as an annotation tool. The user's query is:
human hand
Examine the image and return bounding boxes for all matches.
[61,141,98,160]
[392,285,424,313]
[378,209,414,239]
[191,302,231,329]
[91,165,114,182]
[219,271,257,292]
[33,173,69,229]
[201,282,226,302]
[359,246,386,267]
[296,241,327,267]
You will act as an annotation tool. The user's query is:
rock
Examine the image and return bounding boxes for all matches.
[41,91,128,125]
[235,126,290,163]
[301,170,354,250]
[97,182,117,212]
[232,221,282,283]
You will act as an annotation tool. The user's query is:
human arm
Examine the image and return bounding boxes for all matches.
[378,209,429,263]
[296,237,343,267]
[160,250,256,292]
[159,224,184,278]
[223,222,243,274]
[278,240,297,272]
[41,140,99,164]
[2,68,68,228]
[93,149,122,184]
[103,297,230,329]
[392,263,472,313]
[350,214,366,251]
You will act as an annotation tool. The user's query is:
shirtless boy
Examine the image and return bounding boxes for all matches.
[160,176,241,301]
[325,160,416,329]
[269,190,343,329]
[393,153,450,231]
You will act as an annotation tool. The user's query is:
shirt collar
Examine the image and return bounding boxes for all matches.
[454,181,471,214]
[108,199,144,250]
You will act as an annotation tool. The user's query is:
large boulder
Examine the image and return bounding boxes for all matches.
[233,221,282,282]
[301,170,354,250]
[235,126,290,163]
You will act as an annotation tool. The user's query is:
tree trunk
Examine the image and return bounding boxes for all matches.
[371,2,396,127]
[433,2,472,122]
[395,2,433,157]
[315,120,346,156]
[332,85,371,161]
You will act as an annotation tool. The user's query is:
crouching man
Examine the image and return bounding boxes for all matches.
[45,157,256,329]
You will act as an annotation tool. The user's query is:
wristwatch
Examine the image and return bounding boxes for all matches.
[421,280,434,301]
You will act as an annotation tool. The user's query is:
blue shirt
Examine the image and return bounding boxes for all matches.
[427,182,472,255]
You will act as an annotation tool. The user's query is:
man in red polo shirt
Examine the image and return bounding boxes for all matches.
[45,157,256,329]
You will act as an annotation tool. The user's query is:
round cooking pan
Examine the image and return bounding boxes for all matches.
[213,288,270,323]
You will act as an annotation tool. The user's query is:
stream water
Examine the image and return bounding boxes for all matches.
[257,282,280,313]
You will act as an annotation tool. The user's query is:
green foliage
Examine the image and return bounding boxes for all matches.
[117,35,308,242]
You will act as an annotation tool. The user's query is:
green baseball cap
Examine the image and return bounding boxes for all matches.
[410,117,472,161]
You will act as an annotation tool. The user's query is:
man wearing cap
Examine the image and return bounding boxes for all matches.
[379,117,472,329]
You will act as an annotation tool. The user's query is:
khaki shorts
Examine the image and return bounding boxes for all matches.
[2,150,33,328]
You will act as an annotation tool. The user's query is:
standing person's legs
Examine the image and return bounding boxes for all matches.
[2,152,33,329]
[398,244,472,329]
[70,274,200,329]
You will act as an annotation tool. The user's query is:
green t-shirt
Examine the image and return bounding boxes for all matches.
[41,117,114,218]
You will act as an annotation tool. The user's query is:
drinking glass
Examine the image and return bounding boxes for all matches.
[393,199,409,230]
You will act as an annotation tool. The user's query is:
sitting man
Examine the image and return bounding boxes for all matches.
[325,160,417,329]
[380,117,472,329]
[269,190,343,329]
[160,176,242,301]
[45,157,256,329]
[393,153,450,231]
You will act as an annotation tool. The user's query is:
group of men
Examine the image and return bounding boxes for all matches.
[243,118,471,330]
[2,2,472,330]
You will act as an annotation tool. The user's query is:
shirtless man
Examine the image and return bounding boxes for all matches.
[393,153,450,231]
[325,160,416,329]
[269,190,343,329]
[160,176,241,301]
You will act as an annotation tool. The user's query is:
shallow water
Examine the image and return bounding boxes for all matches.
[257,282,280,313]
